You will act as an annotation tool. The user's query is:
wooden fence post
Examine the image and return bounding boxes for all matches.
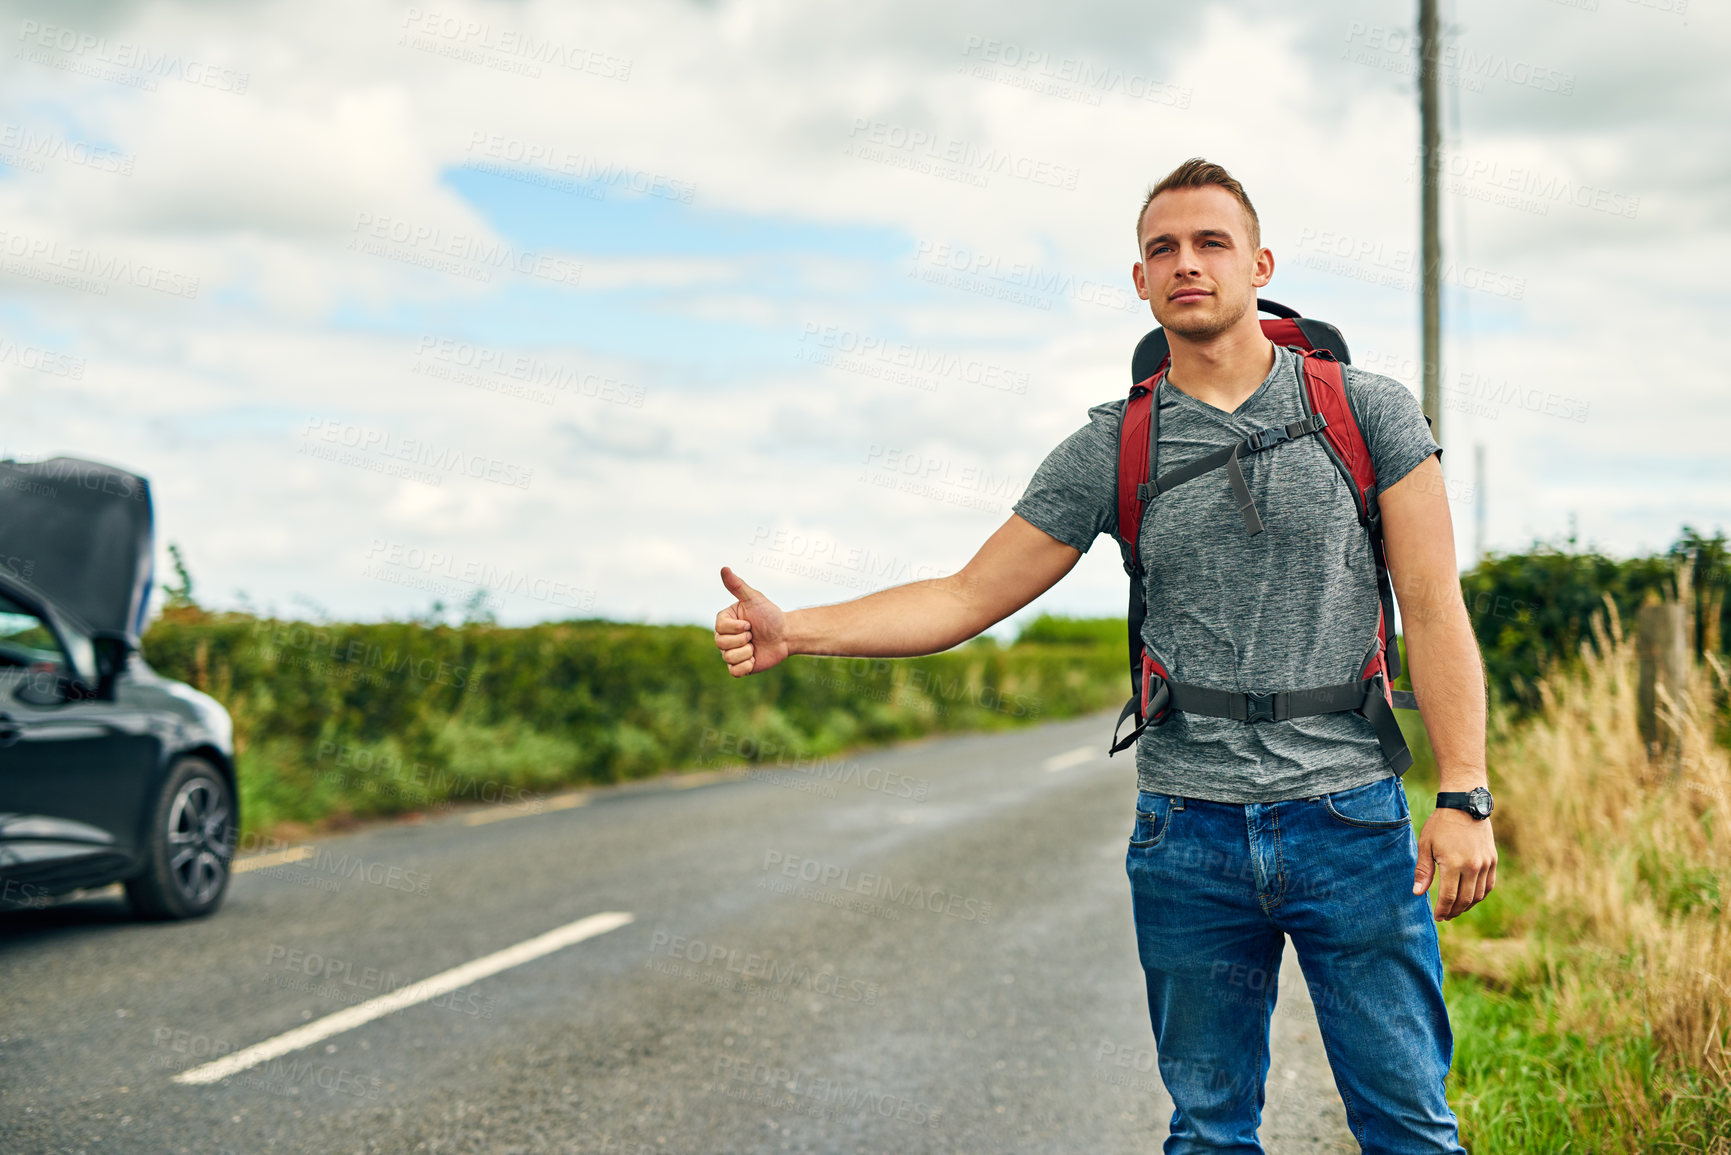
[1636,590,1688,765]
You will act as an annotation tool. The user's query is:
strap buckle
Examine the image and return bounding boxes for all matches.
[1246,425,1299,453]
[1244,691,1277,723]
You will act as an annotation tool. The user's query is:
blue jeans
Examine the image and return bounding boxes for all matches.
[1124,775,1465,1154]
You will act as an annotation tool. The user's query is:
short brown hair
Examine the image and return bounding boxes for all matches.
[1136,158,1260,250]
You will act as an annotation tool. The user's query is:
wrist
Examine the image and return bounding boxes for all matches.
[782,609,806,657]
[782,608,815,657]
[1435,766,1488,793]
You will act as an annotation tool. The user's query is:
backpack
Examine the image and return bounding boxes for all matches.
[1107,299,1424,774]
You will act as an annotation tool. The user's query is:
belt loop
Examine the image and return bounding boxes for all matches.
[1170,796,1185,810]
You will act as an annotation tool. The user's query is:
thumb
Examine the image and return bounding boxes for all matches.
[720,565,758,603]
[1412,845,1434,895]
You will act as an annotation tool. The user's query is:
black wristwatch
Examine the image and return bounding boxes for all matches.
[1435,787,1493,820]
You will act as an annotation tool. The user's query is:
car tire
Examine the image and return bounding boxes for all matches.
[125,756,235,920]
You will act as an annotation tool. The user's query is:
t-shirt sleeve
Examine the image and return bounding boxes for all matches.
[1010,397,1124,554]
[1345,367,1443,497]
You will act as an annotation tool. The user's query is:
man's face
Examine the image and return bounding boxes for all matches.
[1132,185,1274,342]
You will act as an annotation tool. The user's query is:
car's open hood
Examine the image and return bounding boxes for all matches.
[0,457,153,641]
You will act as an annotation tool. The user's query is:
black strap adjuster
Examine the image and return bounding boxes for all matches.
[1246,427,1287,453]
[1243,415,1327,456]
[1244,691,1277,723]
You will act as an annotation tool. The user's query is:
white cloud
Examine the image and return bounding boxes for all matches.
[0,0,1724,631]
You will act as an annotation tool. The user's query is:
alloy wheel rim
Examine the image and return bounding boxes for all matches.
[166,777,232,906]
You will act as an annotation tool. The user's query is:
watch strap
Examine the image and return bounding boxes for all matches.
[1435,790,1491,817]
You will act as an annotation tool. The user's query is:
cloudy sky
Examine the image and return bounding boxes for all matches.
[0,0,1722,635]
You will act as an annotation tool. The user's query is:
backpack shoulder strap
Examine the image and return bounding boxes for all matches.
[1296,351,1411,687]
[1115,366,1163,569]
[1110,366,1164,753]
[1297,351,1376,526]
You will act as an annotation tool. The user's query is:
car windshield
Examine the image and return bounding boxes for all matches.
[0,592,64,671]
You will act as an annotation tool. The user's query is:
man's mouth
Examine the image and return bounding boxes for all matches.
[1168,288,1212,302]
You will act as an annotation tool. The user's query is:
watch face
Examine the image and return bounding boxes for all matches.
[1469,787,1493,818]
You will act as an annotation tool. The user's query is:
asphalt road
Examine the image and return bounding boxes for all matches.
[0,708,1355,1154]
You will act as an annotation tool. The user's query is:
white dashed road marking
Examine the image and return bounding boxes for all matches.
[1042,746,1100,772]
[173,911,635,1086]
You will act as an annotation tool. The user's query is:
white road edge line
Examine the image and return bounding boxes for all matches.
[232,845,316,873]
[172,911,635,1086]
[465,793,589,826]
[1042,745,1099,772]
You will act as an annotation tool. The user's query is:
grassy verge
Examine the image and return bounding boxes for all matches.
[1412,596,1731,1152]
[1445,976,1731,1152]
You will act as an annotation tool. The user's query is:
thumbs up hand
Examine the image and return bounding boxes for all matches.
[714,566,790,677]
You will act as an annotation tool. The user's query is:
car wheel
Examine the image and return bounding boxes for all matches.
[125,756,235,920]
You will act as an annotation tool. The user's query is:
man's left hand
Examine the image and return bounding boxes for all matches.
[1412,808,1497,921]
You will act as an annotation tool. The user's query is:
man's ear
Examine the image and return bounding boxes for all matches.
[1251,246,1275,289]
[1132,259,1150,301]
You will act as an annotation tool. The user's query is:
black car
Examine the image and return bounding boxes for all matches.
[0,457,238,920]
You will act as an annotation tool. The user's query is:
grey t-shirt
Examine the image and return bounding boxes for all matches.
[1012,343,1442,803]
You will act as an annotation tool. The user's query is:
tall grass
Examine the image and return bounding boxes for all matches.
[1442,590,1731,1151]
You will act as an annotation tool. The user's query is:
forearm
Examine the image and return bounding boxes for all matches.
[785,575,980,658]
[1402,599,1490,791]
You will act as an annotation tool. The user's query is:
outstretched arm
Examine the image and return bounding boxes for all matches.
[714,514,1083,676]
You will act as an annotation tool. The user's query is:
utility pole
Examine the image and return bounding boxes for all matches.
[1473,442,1485,564]
[1419,0,1442,450]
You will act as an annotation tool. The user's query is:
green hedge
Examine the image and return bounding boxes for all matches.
[1458,531,1720,717]
[141,612,1124,836]
[1422,527,1727,720]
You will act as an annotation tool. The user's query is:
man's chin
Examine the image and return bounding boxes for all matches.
[1158,314,1234,342]
[1153,300,1252,342]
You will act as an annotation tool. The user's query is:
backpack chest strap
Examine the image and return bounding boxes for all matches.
[1136,414,1329,537]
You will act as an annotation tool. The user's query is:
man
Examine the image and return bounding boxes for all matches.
[713,158,1494,1154]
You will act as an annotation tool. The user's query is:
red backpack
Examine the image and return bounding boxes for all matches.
[1108,299,1423,773]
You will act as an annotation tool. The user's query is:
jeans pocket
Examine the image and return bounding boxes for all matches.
[1322,776,1411,829]
[1129,792,1175,849]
